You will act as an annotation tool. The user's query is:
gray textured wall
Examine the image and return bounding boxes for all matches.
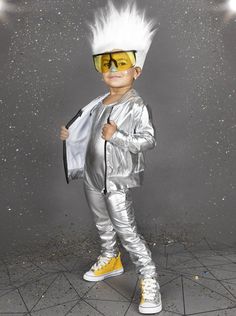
[1,0,235,254]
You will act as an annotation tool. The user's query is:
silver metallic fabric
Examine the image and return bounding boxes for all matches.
[83,181,158,278]
[63,88,157,190]
[83,100,116,192]
[64,87,158,278]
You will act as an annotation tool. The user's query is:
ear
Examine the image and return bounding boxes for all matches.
[134,66,142,80]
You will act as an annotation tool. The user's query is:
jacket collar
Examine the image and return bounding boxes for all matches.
[101,88,138,106]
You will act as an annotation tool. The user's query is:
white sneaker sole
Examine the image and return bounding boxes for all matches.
[139,302,162,314]
[83,267,124,282]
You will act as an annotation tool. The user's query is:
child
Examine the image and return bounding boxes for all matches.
[60,1,162,314]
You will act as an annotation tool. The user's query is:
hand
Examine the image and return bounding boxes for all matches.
[102,120,117,140]
[60,125,69,140]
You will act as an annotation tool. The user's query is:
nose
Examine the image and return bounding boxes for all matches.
[109,61,118,72]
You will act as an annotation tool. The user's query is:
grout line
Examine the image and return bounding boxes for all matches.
[181,275,186,316]
[9,271,58,298]
[26,298,79,314]
[184,250,236,301]
[17,288,31,315]
[61,271,82,299]
[203,237,214,251]
[159,275,181,288]
[124,278,139,316]
[174,261,235,269]
[22,255,48,274]
[165,267,216,281]
[103,278,133,302]
[67,298,106,316]
[64,299,82,316]
[183,274,236,304]
[28,273,60,313]
[0,259,12,287]
[185,305,236,315]
[166,253,168,269]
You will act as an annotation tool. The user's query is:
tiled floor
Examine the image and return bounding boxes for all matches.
[0,237,236,315]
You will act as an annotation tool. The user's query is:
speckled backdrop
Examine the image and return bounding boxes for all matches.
[0,0,235,255]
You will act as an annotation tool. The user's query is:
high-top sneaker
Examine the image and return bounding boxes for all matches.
[139,276,162,314]
[83,252,124,281]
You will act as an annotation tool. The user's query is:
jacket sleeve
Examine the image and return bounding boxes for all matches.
[108,104,157,154]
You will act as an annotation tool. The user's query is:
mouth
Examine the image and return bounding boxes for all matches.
[109,75,121,79]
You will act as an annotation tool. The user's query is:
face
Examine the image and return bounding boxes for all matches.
[100,49,142,88]
[102,65,141,88]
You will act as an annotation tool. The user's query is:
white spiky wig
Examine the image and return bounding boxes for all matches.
[86,0,158,69]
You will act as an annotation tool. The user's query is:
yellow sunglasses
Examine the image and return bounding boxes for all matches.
[92,50,137,73]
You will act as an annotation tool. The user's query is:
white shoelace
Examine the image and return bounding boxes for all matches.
[141,278,159,301]
[91,255,112,271]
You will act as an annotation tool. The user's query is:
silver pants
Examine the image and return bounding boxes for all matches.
[83,180,158,279]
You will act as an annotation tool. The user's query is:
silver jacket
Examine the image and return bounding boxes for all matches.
[63,88,157,190]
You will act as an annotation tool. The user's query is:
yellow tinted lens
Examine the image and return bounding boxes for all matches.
[93,51,136,73]
[101,54,112,72]
[93,55,102,72]
[94,54,112,73]
[111,52,135,71]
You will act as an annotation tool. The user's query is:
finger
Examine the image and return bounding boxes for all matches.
[110,120,116,125]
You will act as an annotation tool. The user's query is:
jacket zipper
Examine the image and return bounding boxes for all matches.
[103,105,114,194]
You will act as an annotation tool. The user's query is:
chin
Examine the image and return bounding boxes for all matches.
[105,80,131,88]
[105,83,123,88]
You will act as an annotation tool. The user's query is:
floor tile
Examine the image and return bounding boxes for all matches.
[30,259,68,273]
[66,299,104,315]
[166,253,202,269]
[104,270,137,301]
[158,270,183,287]
[160,276,185,314]
[221,280,236,298]
[57,255,81,272]
[196,255,234,266]
[0,288,28,313]
[223,254,236,262]
[17,273,59,311]
[207,264,236,280]
[84,299,130,315]
[188,307,236,316]
[6,260,46,288]
[30,300,79,315]
[184,238,213,252]
[30,273,79,312]
[169,265,218,280]
[0,239,235,315]
[83,279,129,302]
[165,242,188,255]
[0,263,11,290]
[64,271,98,297]
[184,275,236,302]
[183,276,236,314]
